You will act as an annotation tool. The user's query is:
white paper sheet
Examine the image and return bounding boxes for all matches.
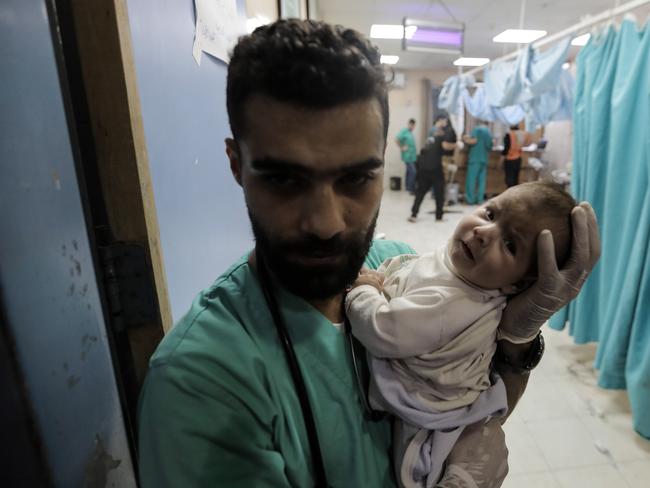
[193,0,240,66]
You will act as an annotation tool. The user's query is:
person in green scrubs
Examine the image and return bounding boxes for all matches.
[138,19,601,487]
[463,121,493,205]
[395,119,417,193]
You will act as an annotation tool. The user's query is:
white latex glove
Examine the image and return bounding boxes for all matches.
[498,202,601,342]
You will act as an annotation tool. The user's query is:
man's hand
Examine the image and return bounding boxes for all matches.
[351,268,385,292]
[499,202,601,342]
[437,418,508,488]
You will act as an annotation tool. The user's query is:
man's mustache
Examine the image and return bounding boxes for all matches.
[272,236,360,257]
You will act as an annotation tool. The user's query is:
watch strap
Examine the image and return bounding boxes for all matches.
[496,332,545,373]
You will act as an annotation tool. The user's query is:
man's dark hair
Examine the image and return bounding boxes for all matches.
[227,19,389,141]
[408,118,416,125]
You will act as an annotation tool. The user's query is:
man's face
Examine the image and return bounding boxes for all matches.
[227,95,385,300]
[448,188,541,292]
[408,122,415,131]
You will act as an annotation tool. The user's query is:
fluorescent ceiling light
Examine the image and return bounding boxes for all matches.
[405,26,417,39]
[562,62,570,70]
[403,18,464,54]
[370,24,417,39]
[371,24,402,39]
[454,57,489,67]
[493,29,547,43]
[380,55,399,65]
[571,33,590,46]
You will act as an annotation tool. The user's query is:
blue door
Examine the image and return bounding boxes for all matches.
[0,0,137,485]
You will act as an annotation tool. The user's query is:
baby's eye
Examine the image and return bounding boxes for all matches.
[485,208,495,221]
[504,239,517,255]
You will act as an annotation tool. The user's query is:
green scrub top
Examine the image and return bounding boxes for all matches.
[468,126,493,163]
[396,128,417,163]
[138,240,415,487]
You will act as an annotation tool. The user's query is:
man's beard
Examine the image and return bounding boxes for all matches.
[249,210,378,300]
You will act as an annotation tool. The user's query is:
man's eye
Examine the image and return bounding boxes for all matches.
[262,174,303,188]
[504,239,516,255]
[339,173,375,188]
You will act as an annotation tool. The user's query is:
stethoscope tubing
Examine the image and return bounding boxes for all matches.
[256,252,329,487]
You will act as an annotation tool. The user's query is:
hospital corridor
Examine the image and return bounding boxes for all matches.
[376,192,650,488]
[2,0,650,487]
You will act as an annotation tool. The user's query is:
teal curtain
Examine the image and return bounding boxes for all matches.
[549,19,650,439]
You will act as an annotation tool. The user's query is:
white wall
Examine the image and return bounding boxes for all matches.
[245,0,278,21]
[385,68,455,186]
[544,120,573,173]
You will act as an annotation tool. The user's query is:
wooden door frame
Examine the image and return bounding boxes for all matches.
[52,0,172,432]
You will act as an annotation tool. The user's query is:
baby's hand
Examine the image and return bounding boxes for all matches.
[351,268,385,291]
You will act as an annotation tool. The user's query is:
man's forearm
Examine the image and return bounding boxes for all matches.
[494,339,534,420]
[442,142,456,151]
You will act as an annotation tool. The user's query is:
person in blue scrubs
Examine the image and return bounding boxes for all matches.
[463,120,493,204]
[137,19,602,487]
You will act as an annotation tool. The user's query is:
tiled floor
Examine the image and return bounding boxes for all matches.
[375,189,650,487]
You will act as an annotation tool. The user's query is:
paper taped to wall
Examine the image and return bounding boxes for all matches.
[193,0,241,65]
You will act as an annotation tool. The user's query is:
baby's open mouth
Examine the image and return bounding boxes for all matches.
[461,241,474,261]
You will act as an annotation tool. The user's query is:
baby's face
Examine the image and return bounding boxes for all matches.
[449,188,542,291]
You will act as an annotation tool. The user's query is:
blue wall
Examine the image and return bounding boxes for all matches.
[0,0,136,485]
[126,0,253,322]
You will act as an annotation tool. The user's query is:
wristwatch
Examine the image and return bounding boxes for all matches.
[495,332,545,373]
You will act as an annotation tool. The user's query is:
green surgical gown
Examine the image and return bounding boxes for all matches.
[138,240,414,487]
[396,128,417,164]
[468,126,492,163]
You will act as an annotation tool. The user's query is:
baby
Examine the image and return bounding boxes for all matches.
[345,181,575,488]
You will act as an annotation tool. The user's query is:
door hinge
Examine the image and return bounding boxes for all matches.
[100,243,157,332]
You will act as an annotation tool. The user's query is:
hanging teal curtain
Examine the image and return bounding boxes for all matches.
[549,18,650,439]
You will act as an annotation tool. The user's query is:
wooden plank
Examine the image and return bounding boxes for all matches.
[68,0,172,383]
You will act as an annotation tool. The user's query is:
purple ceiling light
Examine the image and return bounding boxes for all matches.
[403,18,464,54]
[410,28,463,47]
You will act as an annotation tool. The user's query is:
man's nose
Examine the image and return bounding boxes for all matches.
[300,186,346,240]
[473,224,499,246]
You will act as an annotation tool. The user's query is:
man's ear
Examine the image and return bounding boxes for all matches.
[225,138,243,186]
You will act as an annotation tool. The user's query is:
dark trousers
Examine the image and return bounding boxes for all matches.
[405,163,416,192]
[504,158,521,187]
[411,168,445,219]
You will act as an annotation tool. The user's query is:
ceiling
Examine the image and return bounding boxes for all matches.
[317,0,649,70]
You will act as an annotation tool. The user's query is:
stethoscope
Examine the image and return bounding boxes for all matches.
[256,251,383,488]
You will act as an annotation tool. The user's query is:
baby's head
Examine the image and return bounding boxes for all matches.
[448,181,576,293]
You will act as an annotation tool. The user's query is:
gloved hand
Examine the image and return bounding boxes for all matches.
[498,202,601,342]
[436,418,508,488]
